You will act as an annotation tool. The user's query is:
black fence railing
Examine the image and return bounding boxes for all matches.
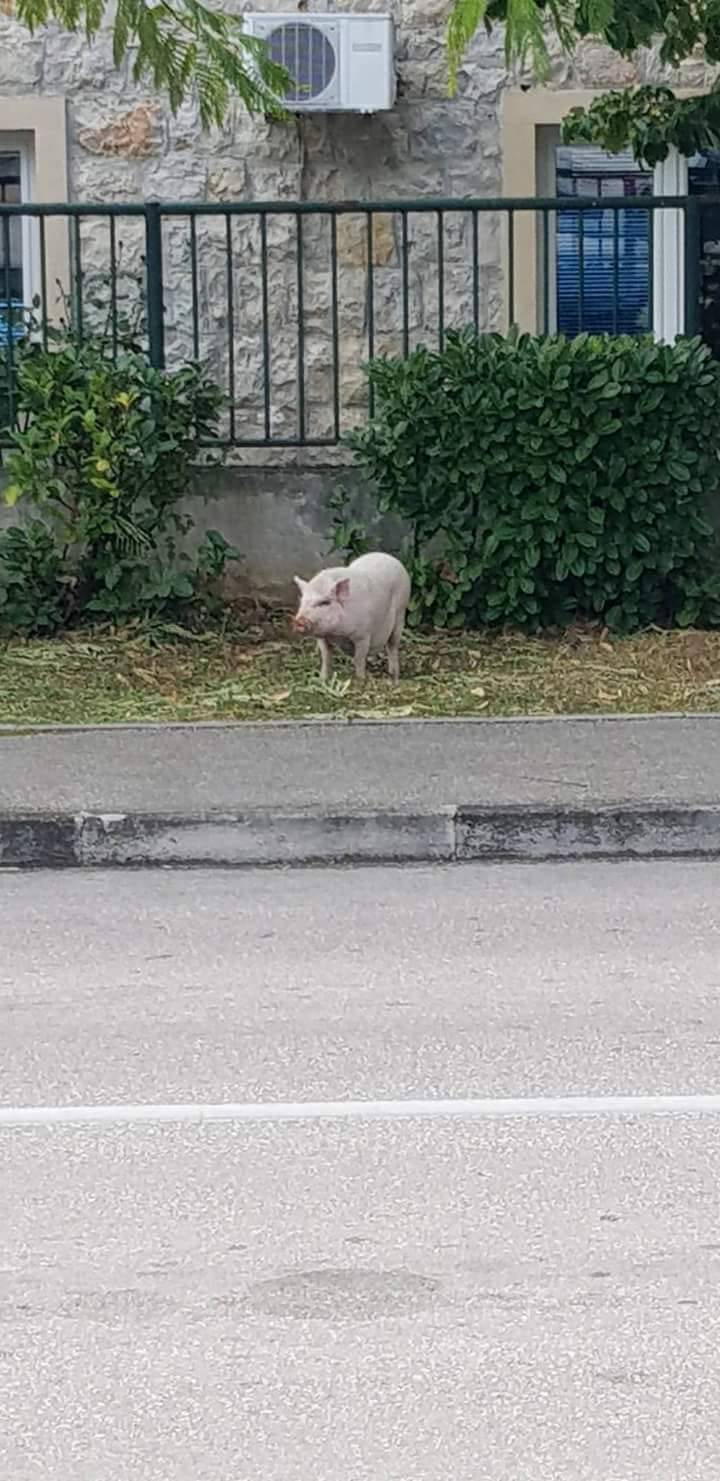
[0,195,709,446]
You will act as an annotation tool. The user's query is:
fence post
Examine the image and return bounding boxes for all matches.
[683,196,701,338]
[144,199,165,369]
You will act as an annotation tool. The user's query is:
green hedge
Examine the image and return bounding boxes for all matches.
[347,330,720,631]
[0,332,238,636]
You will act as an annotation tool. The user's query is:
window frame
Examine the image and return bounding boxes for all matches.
[0,134,35,310]
[0,99,69,327]
[502,89,693,341]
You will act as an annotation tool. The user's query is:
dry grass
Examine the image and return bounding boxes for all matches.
[1,621,720,727]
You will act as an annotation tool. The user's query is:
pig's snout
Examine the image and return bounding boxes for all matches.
[291,614,309,634]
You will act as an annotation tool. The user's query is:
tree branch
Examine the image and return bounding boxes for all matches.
[14,0,292,127]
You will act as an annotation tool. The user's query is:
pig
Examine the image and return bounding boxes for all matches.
[292,552,411,683]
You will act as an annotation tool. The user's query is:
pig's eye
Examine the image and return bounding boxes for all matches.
[316,599,331,607]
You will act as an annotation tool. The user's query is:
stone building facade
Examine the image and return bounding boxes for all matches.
[0,9,717,590]
[2,13,718,436]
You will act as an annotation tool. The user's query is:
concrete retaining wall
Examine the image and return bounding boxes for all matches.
[0,462,402,604]
[187,463,400,602]
[3,457,719,606]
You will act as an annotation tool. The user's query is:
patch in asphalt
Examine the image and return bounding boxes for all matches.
[247,1267,443,1321]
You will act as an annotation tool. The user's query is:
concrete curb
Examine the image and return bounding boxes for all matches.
[2,711,720,735]
[2,804,720,869]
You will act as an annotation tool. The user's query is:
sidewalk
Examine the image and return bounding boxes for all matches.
[2,714,720,867]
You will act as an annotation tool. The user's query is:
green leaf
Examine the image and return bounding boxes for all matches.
[667,459,691,482]
[16,0,292,126]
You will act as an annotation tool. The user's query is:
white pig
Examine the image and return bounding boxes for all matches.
[292,552,411,682]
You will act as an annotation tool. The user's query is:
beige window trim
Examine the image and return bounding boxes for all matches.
[501,86,694,333]
[0,97,69,323]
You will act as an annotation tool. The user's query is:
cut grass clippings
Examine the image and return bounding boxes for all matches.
[2,622,720,727]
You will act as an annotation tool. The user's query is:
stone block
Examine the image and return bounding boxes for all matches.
[69,154,146,204]
[207,163,249,201]
[0,19,43,86]
[43,29,125,92]
[76,103,163,158]
[336,213,396,268]
[572,40,639,87]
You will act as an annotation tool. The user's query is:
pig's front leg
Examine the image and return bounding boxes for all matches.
[317,639,333,683]
[352,637,370,681]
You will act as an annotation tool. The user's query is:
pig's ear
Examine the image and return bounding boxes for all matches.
[293,575,308,594]
[333,577,351,604]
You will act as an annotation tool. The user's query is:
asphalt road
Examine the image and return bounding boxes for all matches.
[4,860,720,1479]
[4,860,720,1104]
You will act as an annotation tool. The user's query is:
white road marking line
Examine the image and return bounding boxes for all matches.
[2,1094,720,1128]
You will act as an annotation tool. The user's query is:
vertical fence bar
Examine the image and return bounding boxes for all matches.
[577,207,585,334]
[542,207,550,334]
[260,213,272,443]
[437,209,445,351]
[144,200,165,369]
[72,214,84,341]
[401,211,410,357]
[109,213,118,360]
[612,206,620,334]
[472,208,480,331]
[39,213,49,351]
[330,213,340,441]
[507,207,515,329]
[296,212,306,442]
[189,214,200,362]
[684,196,701,338]
[225,213,236,442]
[366,211,375,417]
[2,214,15,429]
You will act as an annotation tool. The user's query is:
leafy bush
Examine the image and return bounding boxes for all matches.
[347,329,720,632]
[0,332,239,635]
[325,484,371,563]
[0,522,66,635]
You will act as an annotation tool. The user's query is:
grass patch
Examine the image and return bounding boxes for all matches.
[1,623,720,727]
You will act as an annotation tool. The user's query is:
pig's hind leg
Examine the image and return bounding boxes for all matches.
[317,639,333,682]
[386,609,405,682]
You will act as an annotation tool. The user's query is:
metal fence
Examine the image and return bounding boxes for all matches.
[0,194,709,446]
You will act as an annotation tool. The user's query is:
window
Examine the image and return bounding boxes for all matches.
[0,151,24,308]
[502,94,694,342]
[555,146,652,336]
[0,102,69,346]
[0,139,33,352]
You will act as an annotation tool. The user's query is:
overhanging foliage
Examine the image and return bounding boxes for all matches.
[447,0,720,164]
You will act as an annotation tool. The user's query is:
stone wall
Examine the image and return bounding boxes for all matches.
[2,7,720,460]
[0,5,593,456]
[59,4,511,448]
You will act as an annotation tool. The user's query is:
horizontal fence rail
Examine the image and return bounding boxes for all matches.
[0,194,713,447]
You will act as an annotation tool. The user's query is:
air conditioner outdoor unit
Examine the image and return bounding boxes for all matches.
[245,12,395,113]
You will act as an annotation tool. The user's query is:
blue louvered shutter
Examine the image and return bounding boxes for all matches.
[555,147,652,337]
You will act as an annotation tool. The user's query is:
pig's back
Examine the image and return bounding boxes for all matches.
[348,552,411,647]
[349,553,410,601]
